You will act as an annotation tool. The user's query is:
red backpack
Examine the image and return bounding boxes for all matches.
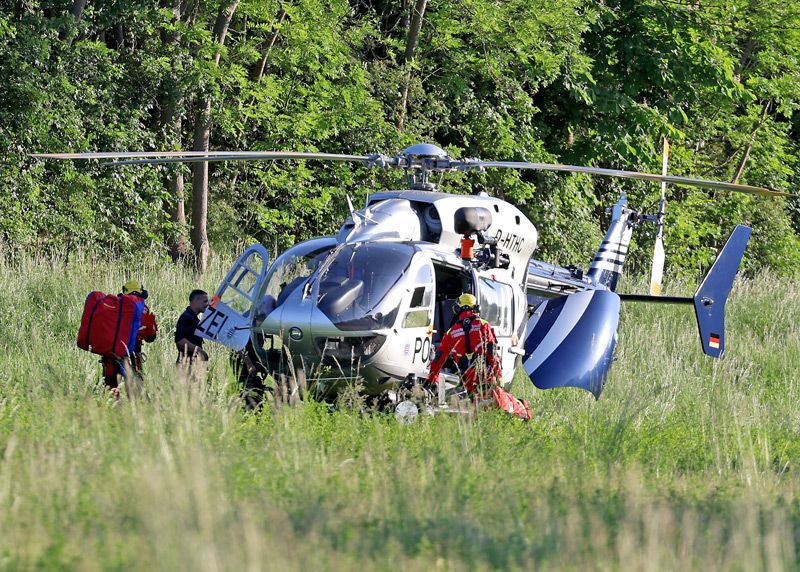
[77,292,145,358]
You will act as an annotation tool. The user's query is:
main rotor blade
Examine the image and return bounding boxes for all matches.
[32,151,274,159]
[32,151,372,165]
[32,149,793,197]
[477,161,790,197]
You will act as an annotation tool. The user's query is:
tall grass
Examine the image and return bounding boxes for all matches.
[0,251,798,570]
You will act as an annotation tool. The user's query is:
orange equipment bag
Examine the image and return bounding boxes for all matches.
[77,292,145,358]
[491,386,533,421]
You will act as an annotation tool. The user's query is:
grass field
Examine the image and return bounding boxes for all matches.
[0,250,798,570]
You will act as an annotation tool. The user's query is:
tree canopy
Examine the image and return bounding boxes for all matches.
[1,0,798,276]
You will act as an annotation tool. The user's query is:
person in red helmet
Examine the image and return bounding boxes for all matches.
[426,293,502,395]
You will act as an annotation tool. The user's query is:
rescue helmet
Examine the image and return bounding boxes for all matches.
[122,279,148,299]
[455,292,479,313]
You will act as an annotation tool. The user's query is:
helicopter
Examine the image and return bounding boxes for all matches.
[34,143,789,405]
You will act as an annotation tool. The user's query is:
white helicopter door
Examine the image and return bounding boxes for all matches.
[196,244,270,351]
[472,271,517,384]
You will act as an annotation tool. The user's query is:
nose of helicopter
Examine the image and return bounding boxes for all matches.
[257,284,315,356]
[255,282,388,378]
[252,240,418,393]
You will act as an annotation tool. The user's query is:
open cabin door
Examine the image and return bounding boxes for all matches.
[472,270,518,384]
[196,244,270,351]
[431,263,473,345]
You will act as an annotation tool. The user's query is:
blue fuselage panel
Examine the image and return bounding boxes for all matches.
[522,289,621,398]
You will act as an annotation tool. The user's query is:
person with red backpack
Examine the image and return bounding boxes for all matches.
[426,293,531,420]
[100,280,158,398]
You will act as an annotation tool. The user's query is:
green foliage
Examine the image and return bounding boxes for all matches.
[0,9,169,252]
[0,0,798,275]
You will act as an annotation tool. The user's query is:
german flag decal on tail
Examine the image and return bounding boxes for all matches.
[709,334,720,349]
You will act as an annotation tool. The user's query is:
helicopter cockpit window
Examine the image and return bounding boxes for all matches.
[256,241,334,324]
[478,278,514,336]
[316,242,414,331]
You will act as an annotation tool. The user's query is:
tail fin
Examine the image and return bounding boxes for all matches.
[693,225,751,357]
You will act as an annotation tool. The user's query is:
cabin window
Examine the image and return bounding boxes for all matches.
[403,309,431,328]
[477,278,514,336]
[220,257,261,314]
[404,282,433,327]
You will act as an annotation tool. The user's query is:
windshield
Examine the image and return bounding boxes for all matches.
[316,242,414,331]
[254,239,335,324]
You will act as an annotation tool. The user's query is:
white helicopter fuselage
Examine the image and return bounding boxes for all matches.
[245,190,538,396]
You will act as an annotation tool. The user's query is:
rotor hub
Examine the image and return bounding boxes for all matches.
[400,143,448,158]
[392,143,455,190]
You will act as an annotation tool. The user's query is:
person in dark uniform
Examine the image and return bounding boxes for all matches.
[232,340,270,410]
[175,289,209,362]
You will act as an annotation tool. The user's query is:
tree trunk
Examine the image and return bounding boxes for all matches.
[255,11,287,81]
[190,0,241,272]
[71,0,88,22]
[191,100,212,272]
[171,165,187,259]
[114,23,124,49]
[397,0,427,131]
[166,114,188,260]
[160,0,188,261]
[732,101,771,185]
[403,0,427,64]
[212,0,240,64]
